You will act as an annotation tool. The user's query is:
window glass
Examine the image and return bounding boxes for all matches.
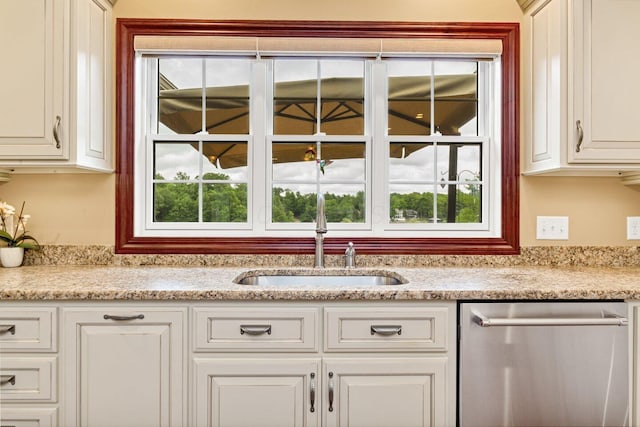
[320,60,364,135]
[387,61,432,136]
[205,59,251,135]
[433,61,478,136]
[274,60,318,135]
[158,58,203,134]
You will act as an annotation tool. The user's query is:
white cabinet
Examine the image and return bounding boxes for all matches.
[0,306,59,426]
[324,358,448,427]
[631,302,640,426]
[0,0,113,172]
[63,307,186,427]
[193,358,320,427]
[523,0,640,175]
[191,303,456,427]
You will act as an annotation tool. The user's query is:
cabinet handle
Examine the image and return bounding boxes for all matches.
[103,314,145,321]
[53,115,61,149]
[370,325,402,336]
[0,324,16,335]
[575,120,583,152]
[309,372,316,413]
[239,324,272,335]
[0,375,15,386]
[328,372,334,412]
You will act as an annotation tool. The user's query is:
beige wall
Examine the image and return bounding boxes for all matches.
[2,0,640,247]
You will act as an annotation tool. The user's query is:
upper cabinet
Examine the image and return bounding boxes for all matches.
[523,0,640,175]
[0,0,113,172]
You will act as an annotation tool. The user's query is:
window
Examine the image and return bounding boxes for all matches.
[116,20,519,254]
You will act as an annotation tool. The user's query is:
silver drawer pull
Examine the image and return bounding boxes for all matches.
[472,311,628,327]
[103,314,145,321]
[0,375,16,386]
[328,372,334,412]
[0,324,16,335]
[240,324,272,335]
[370,325,402,336]
[53,115,61,149]
[575,120,584,152]
[309,372,316,413]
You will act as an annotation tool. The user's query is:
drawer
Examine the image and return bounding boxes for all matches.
[325,306,450,352]
[193,307,318,352]
[0,357,57,402]
[0,308,57,352]
[0,407,57,427]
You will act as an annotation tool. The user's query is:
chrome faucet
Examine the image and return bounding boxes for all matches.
[314,192,327,268]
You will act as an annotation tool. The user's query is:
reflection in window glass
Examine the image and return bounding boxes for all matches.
[203,183,248,222]
[437,184,481,224]
[205,59,250,135]
[202,141,248,181]
[158,58,203,134]
[389,185,435,223]
[153,183,198,222]
[434,61,478,136]
[387,61,431,136]
[389,143,434,181]
[321,184,365,223]
[153,142,201,180]
[320,60,364,135]
[274,60,317,135]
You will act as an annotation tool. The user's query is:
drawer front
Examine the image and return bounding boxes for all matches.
[325,306,450,352]
[0,308,57,352]
[0,407,57,427]
[0,357,56,402]
[193,307,318,352]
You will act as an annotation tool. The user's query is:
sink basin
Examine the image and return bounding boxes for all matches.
[235,270,407,286]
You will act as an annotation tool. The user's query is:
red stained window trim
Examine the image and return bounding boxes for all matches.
[115,19,519,255]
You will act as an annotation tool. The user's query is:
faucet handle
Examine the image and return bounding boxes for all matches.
[345,242,356,268]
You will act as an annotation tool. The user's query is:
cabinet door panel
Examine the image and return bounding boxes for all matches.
[571,0,640,162]
[194,358,320,427]
[0,0,64,157]
[63,308,185,427]
[323,358,450,427]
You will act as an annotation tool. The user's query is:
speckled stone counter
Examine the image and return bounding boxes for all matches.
[2,265,640,301]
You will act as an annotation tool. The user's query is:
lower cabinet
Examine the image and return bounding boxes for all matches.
[0,408,58,427]
[62,307,186,427]
[193,356,449,427]
[324,358,449,427]
[193,358,321,427]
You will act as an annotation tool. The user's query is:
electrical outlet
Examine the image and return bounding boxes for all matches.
[536,216,569,240]
[627,217,640,240]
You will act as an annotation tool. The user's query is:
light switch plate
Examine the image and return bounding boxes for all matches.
[627,217,640,240]
[536,216,569,240]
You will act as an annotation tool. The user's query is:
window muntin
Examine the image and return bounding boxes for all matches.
[141,55,494,236]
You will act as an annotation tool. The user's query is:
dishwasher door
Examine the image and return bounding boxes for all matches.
[459,301,629,427]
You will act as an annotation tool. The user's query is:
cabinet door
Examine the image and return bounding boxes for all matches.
[193,358,320,427]
[323,358,451,427]
[63,308,186,427]
[632,303,640,427]
[570,0,640,162]
[0,0,64,158]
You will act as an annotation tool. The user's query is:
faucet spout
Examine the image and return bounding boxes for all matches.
[314,192,327,268]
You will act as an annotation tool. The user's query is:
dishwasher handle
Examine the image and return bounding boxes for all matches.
[472,311,628,327]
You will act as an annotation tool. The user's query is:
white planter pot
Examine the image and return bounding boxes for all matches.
[0,247,24,268]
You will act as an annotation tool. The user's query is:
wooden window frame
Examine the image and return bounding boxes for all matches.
[116,19,519,255]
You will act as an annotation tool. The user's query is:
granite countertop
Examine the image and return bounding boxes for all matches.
[2,265,640,301]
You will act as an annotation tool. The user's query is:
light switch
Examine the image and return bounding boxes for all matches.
[536,216,569,240]
[627,217,640,240]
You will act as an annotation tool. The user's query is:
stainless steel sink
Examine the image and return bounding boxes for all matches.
[235,270,407,286]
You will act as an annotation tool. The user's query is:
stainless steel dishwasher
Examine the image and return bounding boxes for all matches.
[459,301,629,427]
